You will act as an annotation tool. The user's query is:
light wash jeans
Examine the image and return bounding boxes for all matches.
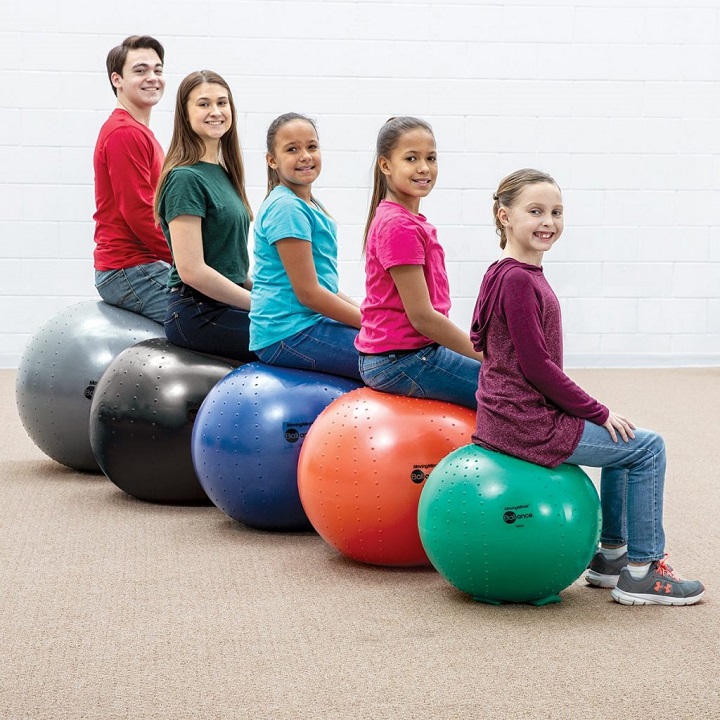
[255,317,361,381]
[358,343,481,409]
[164,284,256,362]
[566,421,666,563]
[95,261,170,323]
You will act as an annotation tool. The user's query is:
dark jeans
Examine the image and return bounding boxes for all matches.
[164,284,256,362]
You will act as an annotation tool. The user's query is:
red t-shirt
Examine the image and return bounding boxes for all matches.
[356,200,451,353]
[93,108,172,270]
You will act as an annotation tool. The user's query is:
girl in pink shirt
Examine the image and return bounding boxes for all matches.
[471,168,704,606]
[355,117,483,408]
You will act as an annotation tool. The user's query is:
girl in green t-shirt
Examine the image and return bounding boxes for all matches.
[155,70,255,361]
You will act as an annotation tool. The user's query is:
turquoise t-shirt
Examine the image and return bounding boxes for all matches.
[249,185,339,351]
[158,162,250,289]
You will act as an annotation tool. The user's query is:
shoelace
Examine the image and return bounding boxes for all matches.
[655,554,681,581]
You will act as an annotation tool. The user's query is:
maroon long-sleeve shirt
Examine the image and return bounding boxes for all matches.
[470,258,608,468]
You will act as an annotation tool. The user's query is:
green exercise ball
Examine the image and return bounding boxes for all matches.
[418,444,601,606]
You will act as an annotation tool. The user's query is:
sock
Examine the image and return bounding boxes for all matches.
[600,544,627,560]
[627,562,651,580]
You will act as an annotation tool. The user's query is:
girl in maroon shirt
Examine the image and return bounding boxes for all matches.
[470,168,703,606]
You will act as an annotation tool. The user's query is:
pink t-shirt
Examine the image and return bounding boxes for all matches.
[356,200,451,353]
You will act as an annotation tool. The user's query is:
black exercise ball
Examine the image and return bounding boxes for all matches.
[89,338,240,504]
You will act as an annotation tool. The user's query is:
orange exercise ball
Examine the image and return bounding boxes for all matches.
[297,387,475,567]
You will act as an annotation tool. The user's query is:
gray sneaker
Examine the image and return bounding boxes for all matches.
[611,556,705,606]
[585,550,628,588]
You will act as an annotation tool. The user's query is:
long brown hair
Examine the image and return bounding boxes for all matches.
[154,70,253,222]
[493,169,558,249]
[363,116,434,251]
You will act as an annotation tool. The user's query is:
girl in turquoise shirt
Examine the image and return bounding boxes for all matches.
[249,113,361,380]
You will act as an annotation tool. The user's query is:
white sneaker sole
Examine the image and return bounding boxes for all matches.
[586,570,620,588]
[611,588,705,606]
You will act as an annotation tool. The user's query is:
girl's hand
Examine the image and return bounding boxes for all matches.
[602,411,636,443]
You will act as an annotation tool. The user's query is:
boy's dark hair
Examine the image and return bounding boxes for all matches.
[106,35,165,96]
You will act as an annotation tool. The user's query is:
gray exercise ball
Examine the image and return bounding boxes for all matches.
[89,338,240,505]
[15,301,164,472]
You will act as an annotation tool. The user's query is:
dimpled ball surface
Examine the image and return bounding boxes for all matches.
[192,363,361,531]
[418,443,601,605]
[90,338,239,504]
[16,301,163,472]
[298,388,476,566]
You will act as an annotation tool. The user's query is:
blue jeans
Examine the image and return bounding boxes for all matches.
[255,318,361,380]
[164,284,256,362]
[566,421,666,563]
[358,344,481,409]
[95,261,170,323]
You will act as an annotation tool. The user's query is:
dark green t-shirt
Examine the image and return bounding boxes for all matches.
[158,162,250,289]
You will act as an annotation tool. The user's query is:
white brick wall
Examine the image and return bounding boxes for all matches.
[2,0,719,368]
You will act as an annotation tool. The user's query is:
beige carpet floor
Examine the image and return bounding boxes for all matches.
[1,367,718,719]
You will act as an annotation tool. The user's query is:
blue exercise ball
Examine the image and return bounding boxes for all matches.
[90,338,240,504]
[15,301,163,472]
[418,444,601,606]
[191,363,361,531]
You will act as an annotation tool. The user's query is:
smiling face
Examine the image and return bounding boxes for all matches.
[379,128,437,214]
[186,82,232,152]
[499,181,564,265]
[112,47,165,120]
[267,119,321,201]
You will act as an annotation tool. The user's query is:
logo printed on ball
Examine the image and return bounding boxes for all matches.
[411,463,435,484]
[283,421,311,445]
[503,504,533,524]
